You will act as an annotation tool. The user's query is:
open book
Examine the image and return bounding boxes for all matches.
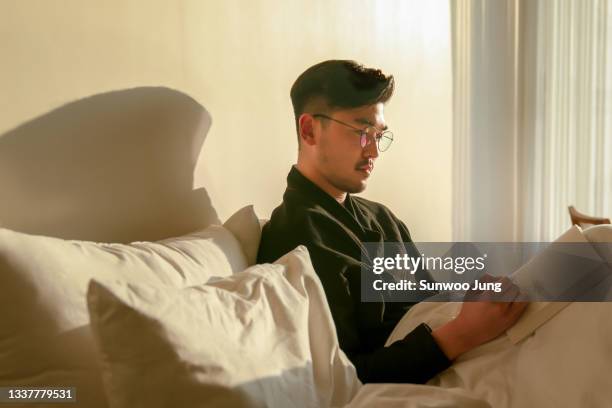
[506,225,604,344]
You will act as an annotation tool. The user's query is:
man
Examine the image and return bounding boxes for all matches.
[257,60,526,384]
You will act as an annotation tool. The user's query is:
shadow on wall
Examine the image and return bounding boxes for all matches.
[0,87,219,243]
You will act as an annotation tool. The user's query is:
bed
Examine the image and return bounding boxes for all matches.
[1,89,611,407]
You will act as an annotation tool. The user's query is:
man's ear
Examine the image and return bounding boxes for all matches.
[298,113,317,146]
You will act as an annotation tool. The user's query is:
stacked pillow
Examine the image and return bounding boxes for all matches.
[86,246,360,408]
[0,206,260,408]
[0,204,360,407]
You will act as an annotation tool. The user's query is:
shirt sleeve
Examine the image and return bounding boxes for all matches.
[351,323,452,383]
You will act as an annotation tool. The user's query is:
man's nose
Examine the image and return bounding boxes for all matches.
[363,137,379,159]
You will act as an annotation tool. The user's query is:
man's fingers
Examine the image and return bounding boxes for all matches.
[479,273,494,282]
[508,300,528,321]
[505,288,529,321]
[465,275,527,306]
[499,277,514,291]
[479,277,518,303]
[502,283,520,302]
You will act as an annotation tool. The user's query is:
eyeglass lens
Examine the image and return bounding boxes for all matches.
[360,128,393,152]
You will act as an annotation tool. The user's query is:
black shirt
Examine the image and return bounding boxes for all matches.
[257,166,451,383]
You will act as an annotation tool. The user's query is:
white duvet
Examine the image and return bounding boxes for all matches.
[353,300,612,408]
[347,225,612,407]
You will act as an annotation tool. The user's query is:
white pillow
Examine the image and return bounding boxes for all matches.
[86,246,361,408]
[0,225,246,408]
[223,205,261,266]
[583,224,612,264]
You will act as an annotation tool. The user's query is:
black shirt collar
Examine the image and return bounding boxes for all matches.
[286,166,365,234]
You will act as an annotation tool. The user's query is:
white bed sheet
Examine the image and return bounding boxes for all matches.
[366,300,612,408]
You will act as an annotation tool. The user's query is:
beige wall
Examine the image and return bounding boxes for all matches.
[0,0,452,241]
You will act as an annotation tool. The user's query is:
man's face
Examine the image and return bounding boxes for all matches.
[313,103,386,194]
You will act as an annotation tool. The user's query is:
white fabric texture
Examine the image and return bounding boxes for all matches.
[583,224,612,264]
[86,246,361,408]
[223,205,262,266]
[347,384,490,408]
[384,301,612,408]
[382,225,612,408]
[0,225,247,408]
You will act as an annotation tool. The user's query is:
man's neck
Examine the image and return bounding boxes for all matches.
[294,163,347,204]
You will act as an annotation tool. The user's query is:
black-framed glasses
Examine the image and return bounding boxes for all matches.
[312,113,394,152]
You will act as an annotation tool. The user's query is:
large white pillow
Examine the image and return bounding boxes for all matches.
[0,225,246,408]
[223,205,262,266]
[86,246,361,408]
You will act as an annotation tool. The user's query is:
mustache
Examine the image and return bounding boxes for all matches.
[355,160,372,169]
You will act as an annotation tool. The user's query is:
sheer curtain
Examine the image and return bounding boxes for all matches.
[451,0,612,242]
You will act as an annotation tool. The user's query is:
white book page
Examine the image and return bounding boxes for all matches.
[506,225,599,344]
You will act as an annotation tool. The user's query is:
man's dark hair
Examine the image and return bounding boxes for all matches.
[290,60,395,140]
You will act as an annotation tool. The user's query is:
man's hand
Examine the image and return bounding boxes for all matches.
[431,275,528,360]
